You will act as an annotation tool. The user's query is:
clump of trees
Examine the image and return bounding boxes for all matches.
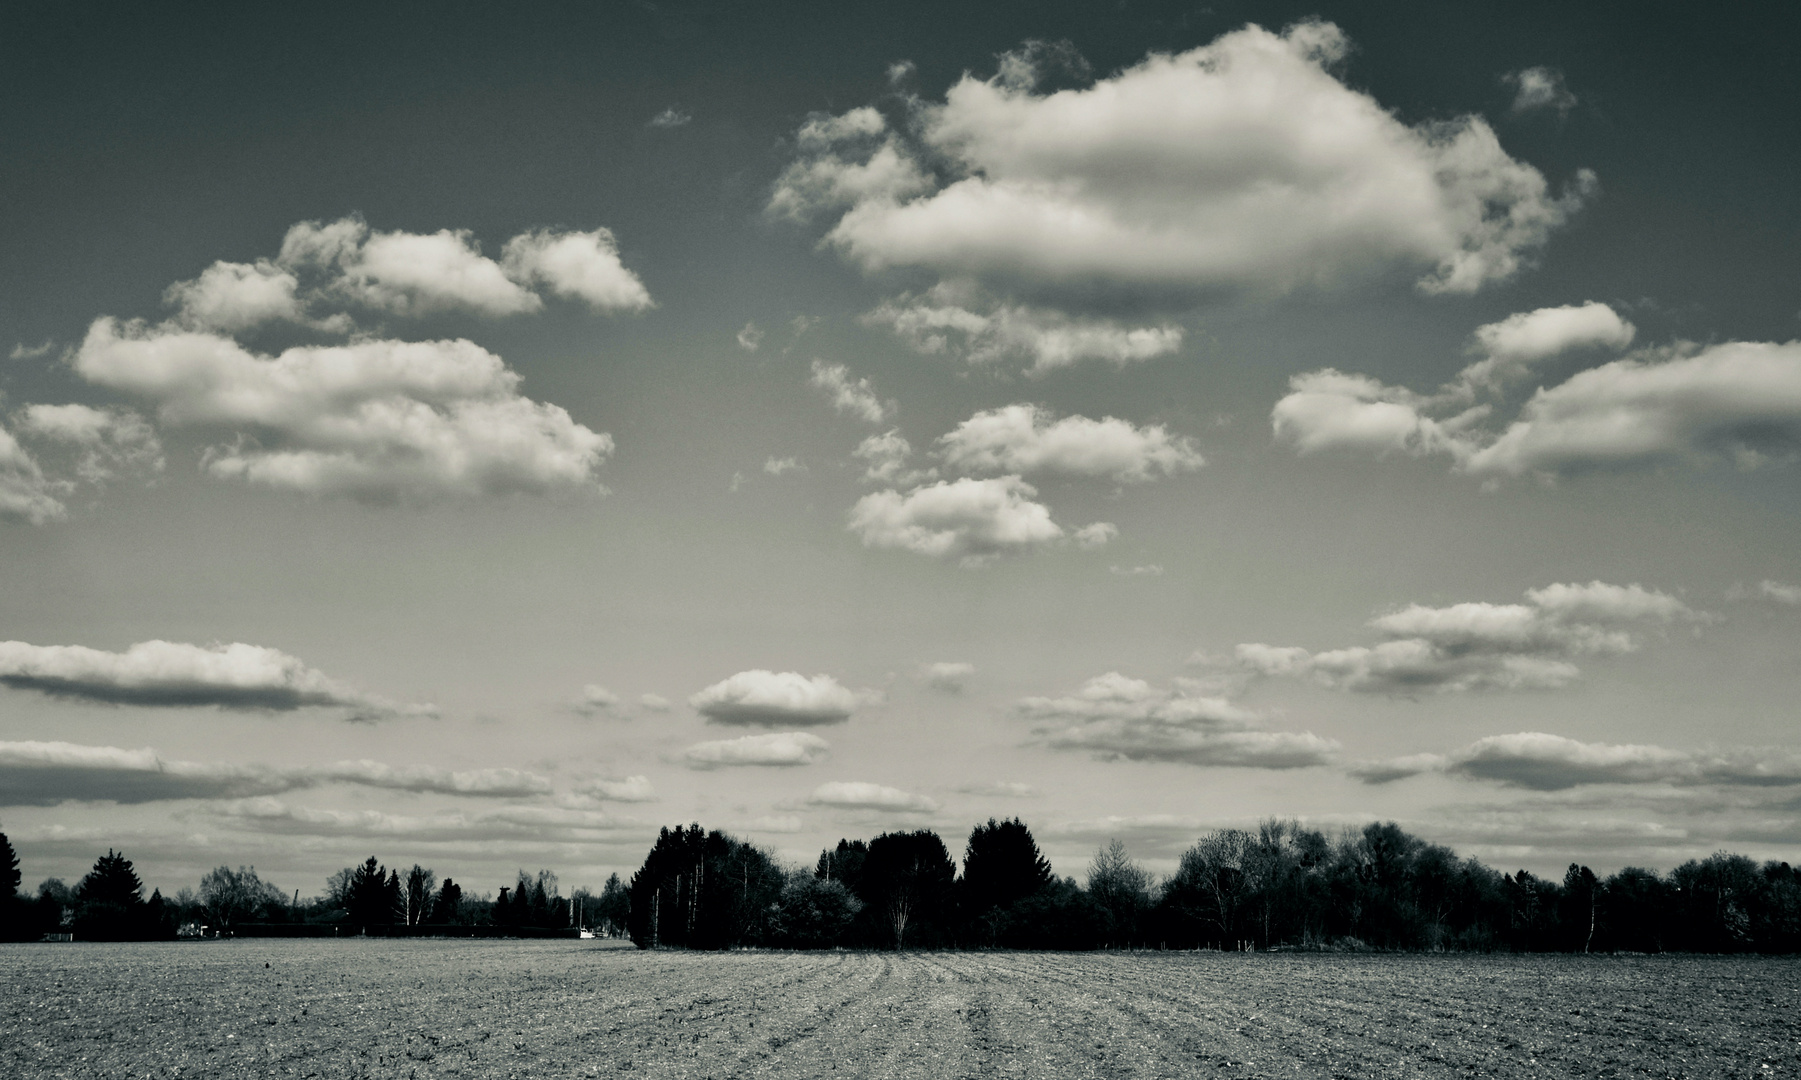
[614,817,1801,953]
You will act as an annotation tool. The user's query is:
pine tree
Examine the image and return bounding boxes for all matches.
[73,849,147,940]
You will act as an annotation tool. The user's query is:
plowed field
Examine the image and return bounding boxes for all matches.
[3,941,1796,1078]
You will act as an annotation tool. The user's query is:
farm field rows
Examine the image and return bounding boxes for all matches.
[2,941,1797,1079]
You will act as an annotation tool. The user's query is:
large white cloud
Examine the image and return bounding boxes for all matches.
[774,22,1588,298]
[1352,732,1801,791]
[1237,581,1700,695]
[1466,341,1801,477]
[1016,671,1338,768]
[937,404,1202,482]
[848,475,1066,563]
[1273,309,1801,481]
[689,670,866,726]
[0,639,431,720]
[275,217,653,319]
[73,318,612,500]
[806,780,938,812]
[682,731,831,769]
[0,740,548,805]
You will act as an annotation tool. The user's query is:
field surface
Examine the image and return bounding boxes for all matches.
[2,941,1797,1079]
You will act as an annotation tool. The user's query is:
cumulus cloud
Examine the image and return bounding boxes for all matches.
[500,228,655,313]
[1273,302,1635,462]
[689,670,867,726]
[921,661,975,693]
[573,684,622,717]
[807,780,938,813]
[72,318,612,501]
[852,430,935,486]
[683,731,831,769]
[763,456,805,476]
[0,639,430,720]
[163,260,307,333]
[0,740,549,806]
[10,340,55,360]
[1272,311,1801,481]
[1237,581,1701,695]
[736,322,763,351]
[809,360,893,423]
[1505,67,1577,117]
[1072,522,1118,549]
[937,404,1202,482]
[865,291,1182,374]
[648,107,692,129]
[1464,341,1801,477]
[164,217,653,329]
[1016,671,1338,768]
[1352,732,1801,791]
[848,475,1064,564]
[774,22,1589,299]
[281,217,543,316]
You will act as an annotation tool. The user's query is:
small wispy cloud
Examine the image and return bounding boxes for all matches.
[648,107,692,129]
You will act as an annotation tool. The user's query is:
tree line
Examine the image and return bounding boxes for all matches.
[626,817,1801,952]
[5,817,1798,951]
[0,823,632,942]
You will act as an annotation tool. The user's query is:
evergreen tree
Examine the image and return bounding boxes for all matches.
[432,878,463,924]
[0,825,27,941]
[959,818,1054,943]
[1,825,18,899]
[343,857,393,930]
[73,849,149,940]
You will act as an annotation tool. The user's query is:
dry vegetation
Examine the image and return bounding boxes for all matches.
[3,940,1798,1079]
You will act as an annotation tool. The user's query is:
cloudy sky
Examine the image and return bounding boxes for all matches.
[3,0,1799,897]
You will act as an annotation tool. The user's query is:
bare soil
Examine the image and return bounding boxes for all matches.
[2,941,1796,1078]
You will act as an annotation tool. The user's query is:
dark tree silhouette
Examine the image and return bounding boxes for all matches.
[0,825,28,942]
[815,839,869,895]
[74,849,152,940]
[959,818,1054,944]
[627,824,783,948]
[860,830,956,949]
[343,857,394,930]
[433,878,463,924]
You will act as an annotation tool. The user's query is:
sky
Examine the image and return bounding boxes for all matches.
[2,0,1799,899]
